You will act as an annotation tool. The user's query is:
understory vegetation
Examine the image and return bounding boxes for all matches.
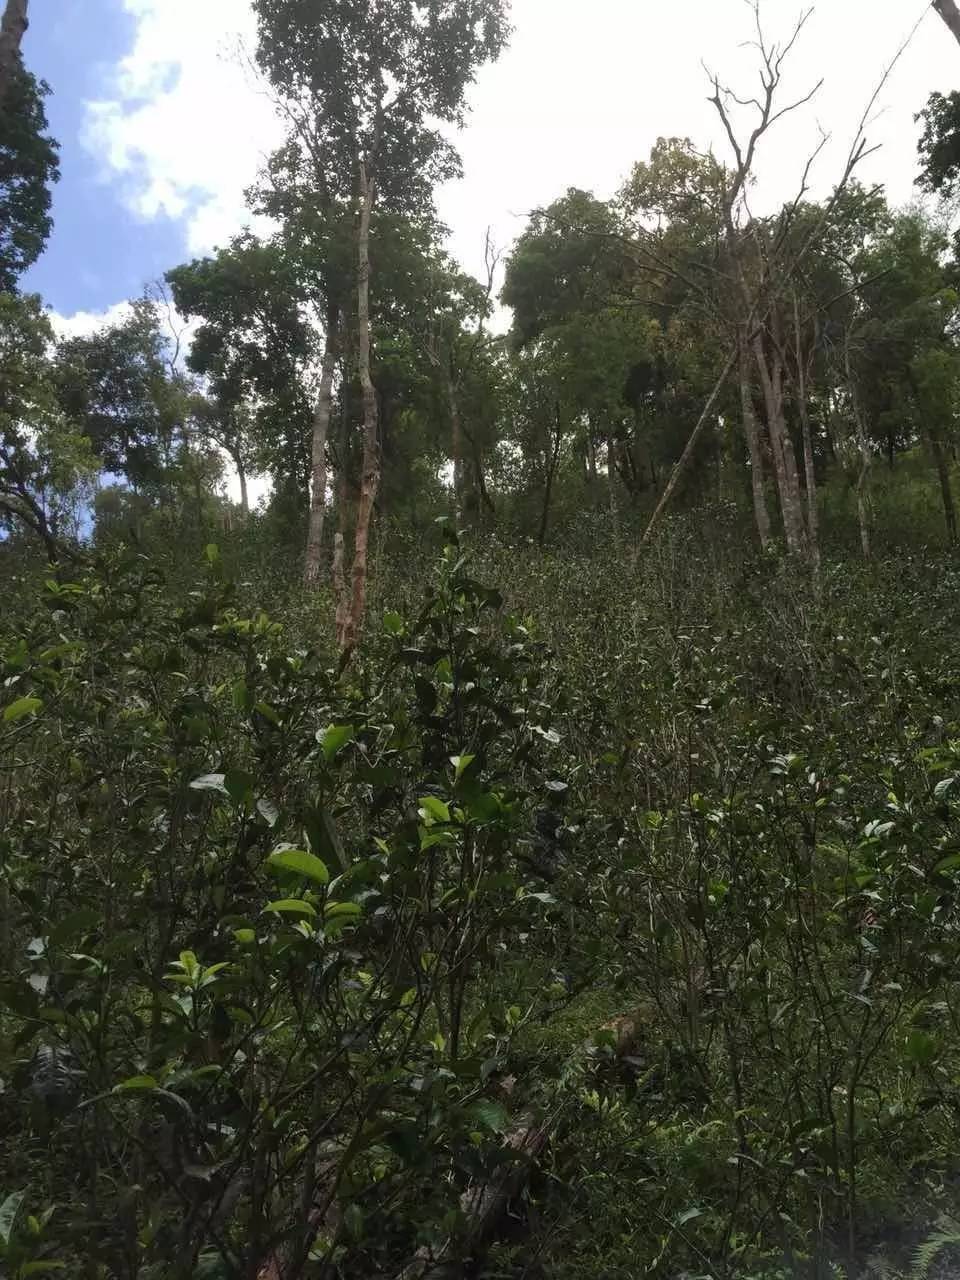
[4,0,960,1276]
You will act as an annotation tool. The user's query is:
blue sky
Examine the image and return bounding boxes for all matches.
[21,0,188,315]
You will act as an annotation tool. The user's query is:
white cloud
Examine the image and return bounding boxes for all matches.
[86,0,954,288]
[49,301,134,340]
[84,0,282,255]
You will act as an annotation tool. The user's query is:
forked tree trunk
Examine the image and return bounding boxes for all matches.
[738,336,771,550]
[753,335,807,557]
[934,0,960,47]
[304,305,340,586]
[0,0,27,99]
[340,165,378,650]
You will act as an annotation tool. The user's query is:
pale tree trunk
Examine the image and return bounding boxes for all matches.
[753,334,807,556]
[924,425,958,544]
[606,433,620,546]
[537,404,562,548]
[333,401,350,640]
[638,347,738,552]
[738,335,771,550]
[304,305,340,586]
[0,0,27,100]
[446,364,465,521]
[793,296,820,578]
[844,341,872,559]
[934,0,960,47]
[340,163,378,651]
[236,458,249,521]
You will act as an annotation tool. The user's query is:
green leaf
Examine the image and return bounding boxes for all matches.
[324,901,362,918]
[48,909,101,946]
[114,1075,158,1093]
[189,773,227,794]
[304,804,346,876]
[676,1206,704,1227]
[0,1190,25,1245]
[224,769,254,807]
[256,797,279,828]
[467,1099,510,1133]
[383,611,403,636]
[905,1029,939,1066]
[3,696,42,723]
[233,928,256,944]
[263,899,318,918]
[205,543,220,564]
[20,1263,68,1275]
[319,723,355,761]
[418,796,451,824]
[934,853,960,874]
[450,754,475,781]
[267,848,330,886]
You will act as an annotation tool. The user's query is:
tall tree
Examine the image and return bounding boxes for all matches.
[0,0,28,100]
[0,0,57,292]
[254,0,510,649]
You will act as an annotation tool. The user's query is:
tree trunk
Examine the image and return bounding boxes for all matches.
[793,297,820,577]
[236,460,249,521]
[925,426,958,544]
[0,0,27,100]
[304,305,340,587]
[844,343,872,559]
[340,165,378,651]
[738,336,771,550]
[447,364,465,521]
[537,404,563,549]
[753,334,807,556]
[639,346,737,551]
[934,0,960,47]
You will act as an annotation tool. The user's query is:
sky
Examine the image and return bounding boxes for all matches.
[19,0,960,334]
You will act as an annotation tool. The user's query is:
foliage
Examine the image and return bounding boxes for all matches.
[0,66,59,292]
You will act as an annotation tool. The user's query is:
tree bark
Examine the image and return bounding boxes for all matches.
[738,335,771,550]
[446,364,465,521]
[304,305,340,586]
[753,334,807,556]
[0,0,27,100]
[925,426,958,544]
[934,0,960,47]
[639,346,738,551]
[537,404,563,548]
[844,341,872,559]
[340,164,378,651]
[793,296,820,577]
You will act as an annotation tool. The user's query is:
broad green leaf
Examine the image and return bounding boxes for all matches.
[20,1263,68,1274]
[256,797,279,828]
[189,773,227,794]
[319,723,355,761]
[267,848,330,886]
[450,754,475,781]
[383,611,403,636]
[676,1206,704,1227]
[325,901,362,918]
[48,909,101,946]
[0,1189,25,1245]
[233,928,255,944]
[224,769,255,806]
[3,696,42,723]
[418,796,450,824]
[467,1099,510,1133]
[114,1075,158,1092]
[905,1029,938,1066]
[263,899,317,918]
